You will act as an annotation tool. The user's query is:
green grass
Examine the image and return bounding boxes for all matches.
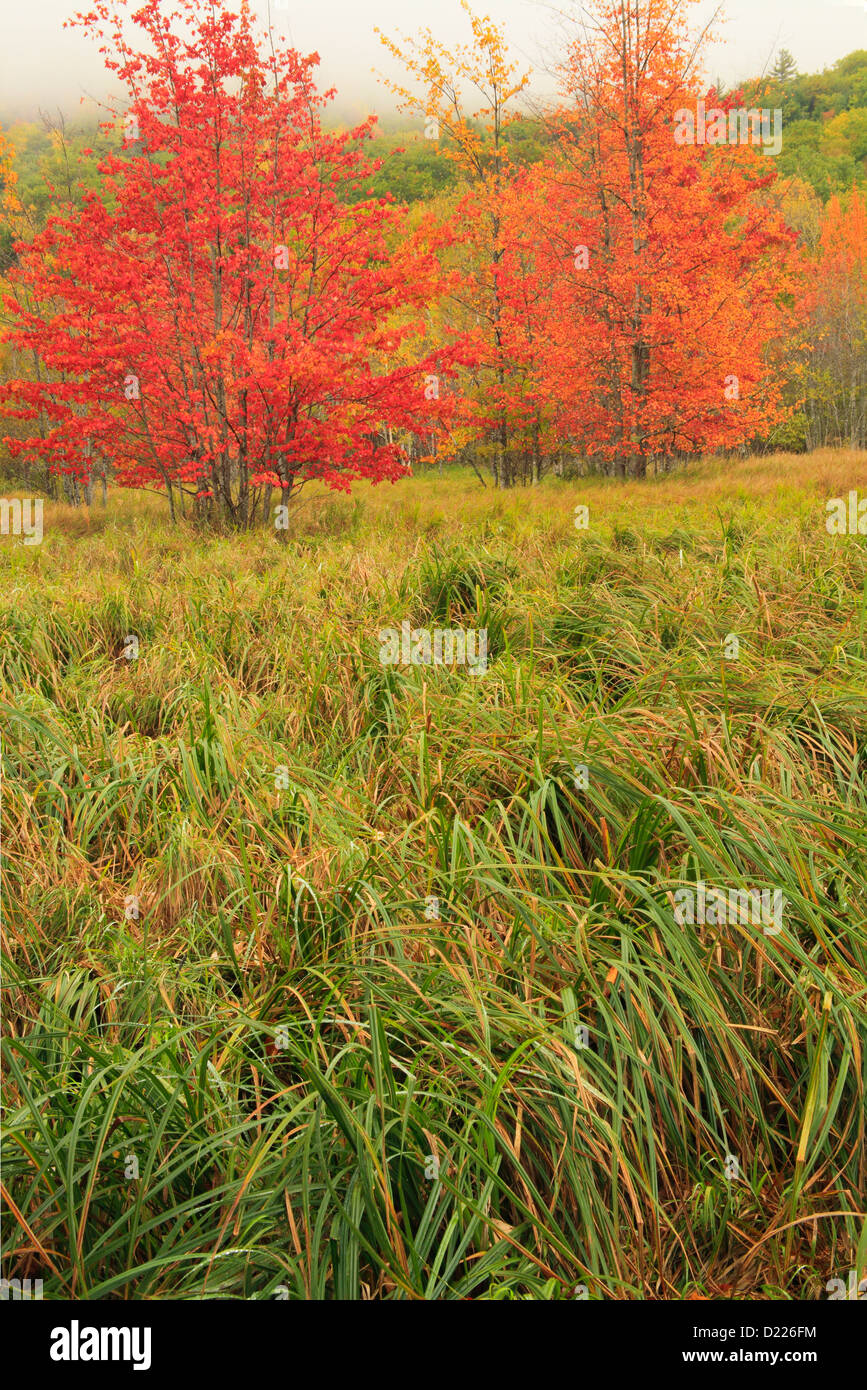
[1,452,866,1300]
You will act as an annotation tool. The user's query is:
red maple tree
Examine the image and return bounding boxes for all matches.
[1,0,468,524]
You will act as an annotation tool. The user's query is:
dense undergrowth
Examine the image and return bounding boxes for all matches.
[1,452,865,1299]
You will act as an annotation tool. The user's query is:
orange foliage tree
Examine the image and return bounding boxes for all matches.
[497,0,799,477]
[800,188,867,449]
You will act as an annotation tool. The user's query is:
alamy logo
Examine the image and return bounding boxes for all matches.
[0,1277,43,1299]
[673,881,785,936]
[0,497,43,545]
[826,1270,866,1300]
[673,101,783,156]
[826,491,867,535]
[50,1320,152,1371]
[378,621,488,675]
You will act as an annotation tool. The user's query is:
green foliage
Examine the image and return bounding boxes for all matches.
[2,117,114,228]
[351,131,459,204]
[351,117,549,206]
[743,50,867,196]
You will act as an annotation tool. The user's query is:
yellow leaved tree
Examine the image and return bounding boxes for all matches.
[376,2,531,486]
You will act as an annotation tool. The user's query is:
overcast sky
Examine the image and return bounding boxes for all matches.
[1,1,865,124]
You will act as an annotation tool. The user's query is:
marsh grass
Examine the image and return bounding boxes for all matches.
[1,451,866,1299]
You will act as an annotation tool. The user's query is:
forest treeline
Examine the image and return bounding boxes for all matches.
[0,0,865,520]
[3,47,866,219]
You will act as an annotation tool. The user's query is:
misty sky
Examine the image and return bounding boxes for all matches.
[1,1,865,124]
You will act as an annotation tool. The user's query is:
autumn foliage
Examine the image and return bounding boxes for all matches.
[495,0,799,476]
[799,188,867,449]
[0,0,838,512]
[1,0,468,524]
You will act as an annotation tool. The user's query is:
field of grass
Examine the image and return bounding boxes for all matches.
[1,450,866,1300]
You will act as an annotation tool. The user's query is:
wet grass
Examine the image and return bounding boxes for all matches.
[1,451,866,1299]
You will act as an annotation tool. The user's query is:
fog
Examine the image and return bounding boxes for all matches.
[1,0,864,125]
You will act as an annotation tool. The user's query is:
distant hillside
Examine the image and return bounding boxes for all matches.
[364,48,867,204]
[2,50,865,220]
[741,49,867,199]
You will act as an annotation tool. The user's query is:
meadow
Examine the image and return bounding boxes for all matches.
[1,450,866,1300]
